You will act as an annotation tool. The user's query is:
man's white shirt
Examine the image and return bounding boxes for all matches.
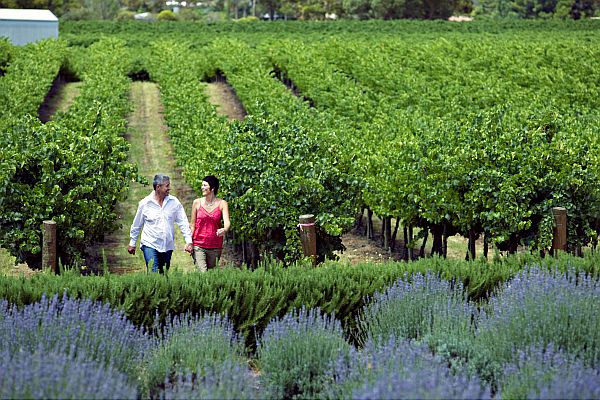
[129,192,192,252]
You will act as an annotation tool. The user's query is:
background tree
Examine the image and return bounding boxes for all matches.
[554,0,573,15]
[370,0,405,18]
[299,0,326,19]
[450,0,473,14]
[342,0,371,18]
[279,0,302,18]
[260,0,283,18]
[422,0,453,17]
[122,0,143,11]
[2,0,597,19]
[84,0,119,19]
[571,0,596,17]
[0,1,18,8]
[512,0,538,17]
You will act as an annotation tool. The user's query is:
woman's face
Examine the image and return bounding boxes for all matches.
[201,181,213,196]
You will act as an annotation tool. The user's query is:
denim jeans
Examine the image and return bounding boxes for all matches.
[141,245,173,274]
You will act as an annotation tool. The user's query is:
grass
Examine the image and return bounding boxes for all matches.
[0,248,15,274]
[0,248,38,277]
[205,82,246,121]
[54,82,83,114]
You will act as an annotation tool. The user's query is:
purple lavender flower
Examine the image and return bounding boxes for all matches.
[327,336,491,400]
[144,312,248,398]
[0,347,137,399]
[162,359,261,400]
[501,344,600,400]
[478,267,600,368]
[537,366,600,399]
[258,306,352,399]
[0,293,153,379]
[359,272,479,348]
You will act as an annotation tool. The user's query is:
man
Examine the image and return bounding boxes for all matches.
[128,174,193,273]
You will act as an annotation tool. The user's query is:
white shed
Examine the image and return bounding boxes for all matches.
[0,9,58,46]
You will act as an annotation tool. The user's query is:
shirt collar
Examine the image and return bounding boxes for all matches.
[150,191,170,206]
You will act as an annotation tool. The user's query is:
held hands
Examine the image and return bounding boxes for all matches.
[216,228,227,237]
[127,245,136,255]
[184,243,193,254]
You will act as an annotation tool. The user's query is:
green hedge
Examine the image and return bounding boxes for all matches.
[1,252,598,351]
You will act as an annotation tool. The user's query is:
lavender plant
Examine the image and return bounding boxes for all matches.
[0,347,137,399]
[358,272,479,357]
[466,266,600,390]
[0,293,153,380]
[257,306,352,399]
[162,359,261,400]
[474,267,600,376]
[536,366,600,399]
[501,344,600,400]
[143,312,249,398]
[325,336,491,400]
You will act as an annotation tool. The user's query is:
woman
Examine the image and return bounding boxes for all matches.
[190,175,230,271]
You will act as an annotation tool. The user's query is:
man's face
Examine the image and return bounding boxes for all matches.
[156,180,171,198]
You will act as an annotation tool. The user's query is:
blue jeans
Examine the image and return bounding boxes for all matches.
[141,245,173,274]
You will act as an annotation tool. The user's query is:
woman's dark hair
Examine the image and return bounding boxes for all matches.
[203,175,219,195]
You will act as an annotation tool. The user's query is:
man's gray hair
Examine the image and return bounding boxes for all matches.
[153,174,170,190]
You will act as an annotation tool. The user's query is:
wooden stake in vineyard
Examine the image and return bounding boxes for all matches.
[551,207,567,256]
[42,220,57,273]
[298,214,317,265]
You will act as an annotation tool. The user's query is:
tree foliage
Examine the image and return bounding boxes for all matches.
[2,0,600,20]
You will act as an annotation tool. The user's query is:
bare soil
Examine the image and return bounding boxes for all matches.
[335,231,398,264]
[335,216,481,264]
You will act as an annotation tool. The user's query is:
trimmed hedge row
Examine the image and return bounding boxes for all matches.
[1,252,598,351]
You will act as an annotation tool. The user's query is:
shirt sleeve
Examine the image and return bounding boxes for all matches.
[175,202,193,244]
[129,201,145,247]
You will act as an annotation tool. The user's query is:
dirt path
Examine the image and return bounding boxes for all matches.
[38,74,82,123]
[205,82,247,121]
[98,80,419,271]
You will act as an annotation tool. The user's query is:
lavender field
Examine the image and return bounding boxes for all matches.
[1,266,598,399]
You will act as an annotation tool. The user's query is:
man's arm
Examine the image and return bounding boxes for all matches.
[128,201,145,254]
[175,202,193,253]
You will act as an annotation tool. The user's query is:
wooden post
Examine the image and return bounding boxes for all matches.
[42,220,57,273]
[298,214,317,265]
[551,207,567,256]
[408,224,414,260]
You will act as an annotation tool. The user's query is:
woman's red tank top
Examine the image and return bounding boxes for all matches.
[192,201,223,249]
